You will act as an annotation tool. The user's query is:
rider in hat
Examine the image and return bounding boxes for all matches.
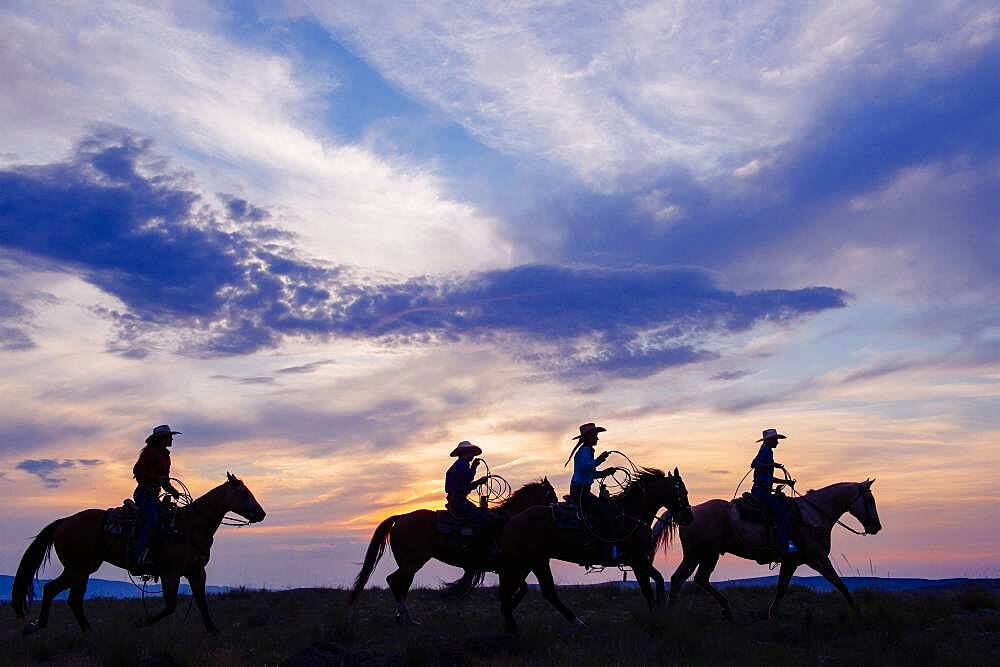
[130,425,182,572]
[750,428,797,555]
[445,440,489,521]
[565,423,620,518]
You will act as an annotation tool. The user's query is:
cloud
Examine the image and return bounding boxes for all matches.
[0,288,35,350]
[711,370,754,382]
[276,360,336,375]
[15,458,103,487]
[0,130,848,377]
[303,2,997,191]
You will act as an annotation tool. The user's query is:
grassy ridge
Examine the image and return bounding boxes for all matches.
[2,584,998,665]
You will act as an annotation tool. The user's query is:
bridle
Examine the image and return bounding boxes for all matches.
[792,480,874,536]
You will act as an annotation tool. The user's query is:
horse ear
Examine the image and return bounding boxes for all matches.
[226,471,234,482]
[865,478,875,488]
[674,466,680,477]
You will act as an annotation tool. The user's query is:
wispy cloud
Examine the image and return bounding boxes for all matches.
[15,458,103,487]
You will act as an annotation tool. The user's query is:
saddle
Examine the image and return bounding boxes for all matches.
[551,502,586,531]
[732,492,797,525]
[103,499,140,537]
[435,510,479,537]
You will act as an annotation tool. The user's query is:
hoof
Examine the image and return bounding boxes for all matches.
[21,620,40,636]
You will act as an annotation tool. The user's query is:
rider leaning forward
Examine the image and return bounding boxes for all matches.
[131,424,182,572]
[750,427,798,555]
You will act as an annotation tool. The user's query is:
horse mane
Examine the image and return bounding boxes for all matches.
[498,478,552,508]
[622,467,664,493]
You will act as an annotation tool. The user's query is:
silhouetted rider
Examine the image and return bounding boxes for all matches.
[445,440,489,521]
[566,422,620,518]
[750,428,798,555]
[131,425,182,572]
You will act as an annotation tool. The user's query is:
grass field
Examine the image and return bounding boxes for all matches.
[2,582,998,665]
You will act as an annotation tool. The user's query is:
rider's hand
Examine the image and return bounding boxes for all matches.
[787,479,796,487]
[774,463,785,470]
[170,490,181,499]
[596,451,610,463]
[471,458,482,469]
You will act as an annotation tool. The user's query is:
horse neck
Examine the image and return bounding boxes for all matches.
[184,485,230,539]
[497,484,546,518]
[804,482,859,523]
[619,482,660,523]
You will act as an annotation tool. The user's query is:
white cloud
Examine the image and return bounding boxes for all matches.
[0,0,514,275]
[301,1,995,192]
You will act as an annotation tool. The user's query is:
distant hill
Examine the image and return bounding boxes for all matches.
[545,575,1000,593]
[0,575,229,601]
[711,575,1000,592]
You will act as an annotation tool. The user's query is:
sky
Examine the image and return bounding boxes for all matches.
[1,1,998,590]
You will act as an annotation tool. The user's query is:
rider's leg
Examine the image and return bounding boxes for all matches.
[133,486,159,564]
[762,493,792,552]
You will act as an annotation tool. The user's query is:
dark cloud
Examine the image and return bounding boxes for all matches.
[0,288,35,350]
[0,129,848,377]
[15,458,103,487]
[711,370,753,382]
[219,193,271,223]
[276,360,336,374]
[210,374,276,385]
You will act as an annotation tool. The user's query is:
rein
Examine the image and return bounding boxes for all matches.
[785,472,869,536]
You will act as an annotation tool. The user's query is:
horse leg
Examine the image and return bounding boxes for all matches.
[668,555,698,610]
[386,561,424,625]
[693,554,732,621]
[533,559,582,627]
[511,579,529,609]
[768,558,799,619]
[67,575,93,632]
[144,572,179,626]
[499,563,531,633]
[187,567,219,634]
[632,560,656,610]
[649,564,666,607]
[23,570,73,635]
[809,555,862,617]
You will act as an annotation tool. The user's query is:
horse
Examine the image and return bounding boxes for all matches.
[11,473,266,635]
[660,479,882,620]
[498,468,694,632]
[348,477,557,624]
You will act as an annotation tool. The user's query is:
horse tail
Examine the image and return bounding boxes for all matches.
[441,568,487,598]
[11,518,64,618]
[652,512,676,556]
[348,514,399,606]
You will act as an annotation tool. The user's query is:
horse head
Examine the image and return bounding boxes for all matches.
[848,478,881,535]
[665,467,694,526]
[224,472,267,524]
[541,476,557,504]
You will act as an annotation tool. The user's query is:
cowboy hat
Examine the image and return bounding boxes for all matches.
[756,428,787,442]
[572,422,607,440]
[450,440,483,457]
[145,424,181,445]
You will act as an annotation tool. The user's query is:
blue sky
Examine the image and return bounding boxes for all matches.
[1,1,998,588]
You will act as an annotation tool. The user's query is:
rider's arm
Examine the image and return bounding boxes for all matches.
[160,477,181,498]
[594,466,619,479]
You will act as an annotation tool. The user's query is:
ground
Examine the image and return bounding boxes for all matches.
[2,583,998,665]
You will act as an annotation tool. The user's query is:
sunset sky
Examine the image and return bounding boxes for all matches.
[1,1,998,590]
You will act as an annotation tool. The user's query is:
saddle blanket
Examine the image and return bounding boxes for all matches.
[732,492,798,525]
[551,502,586,530]
[435,510,477,537]
[103,500,139,537]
